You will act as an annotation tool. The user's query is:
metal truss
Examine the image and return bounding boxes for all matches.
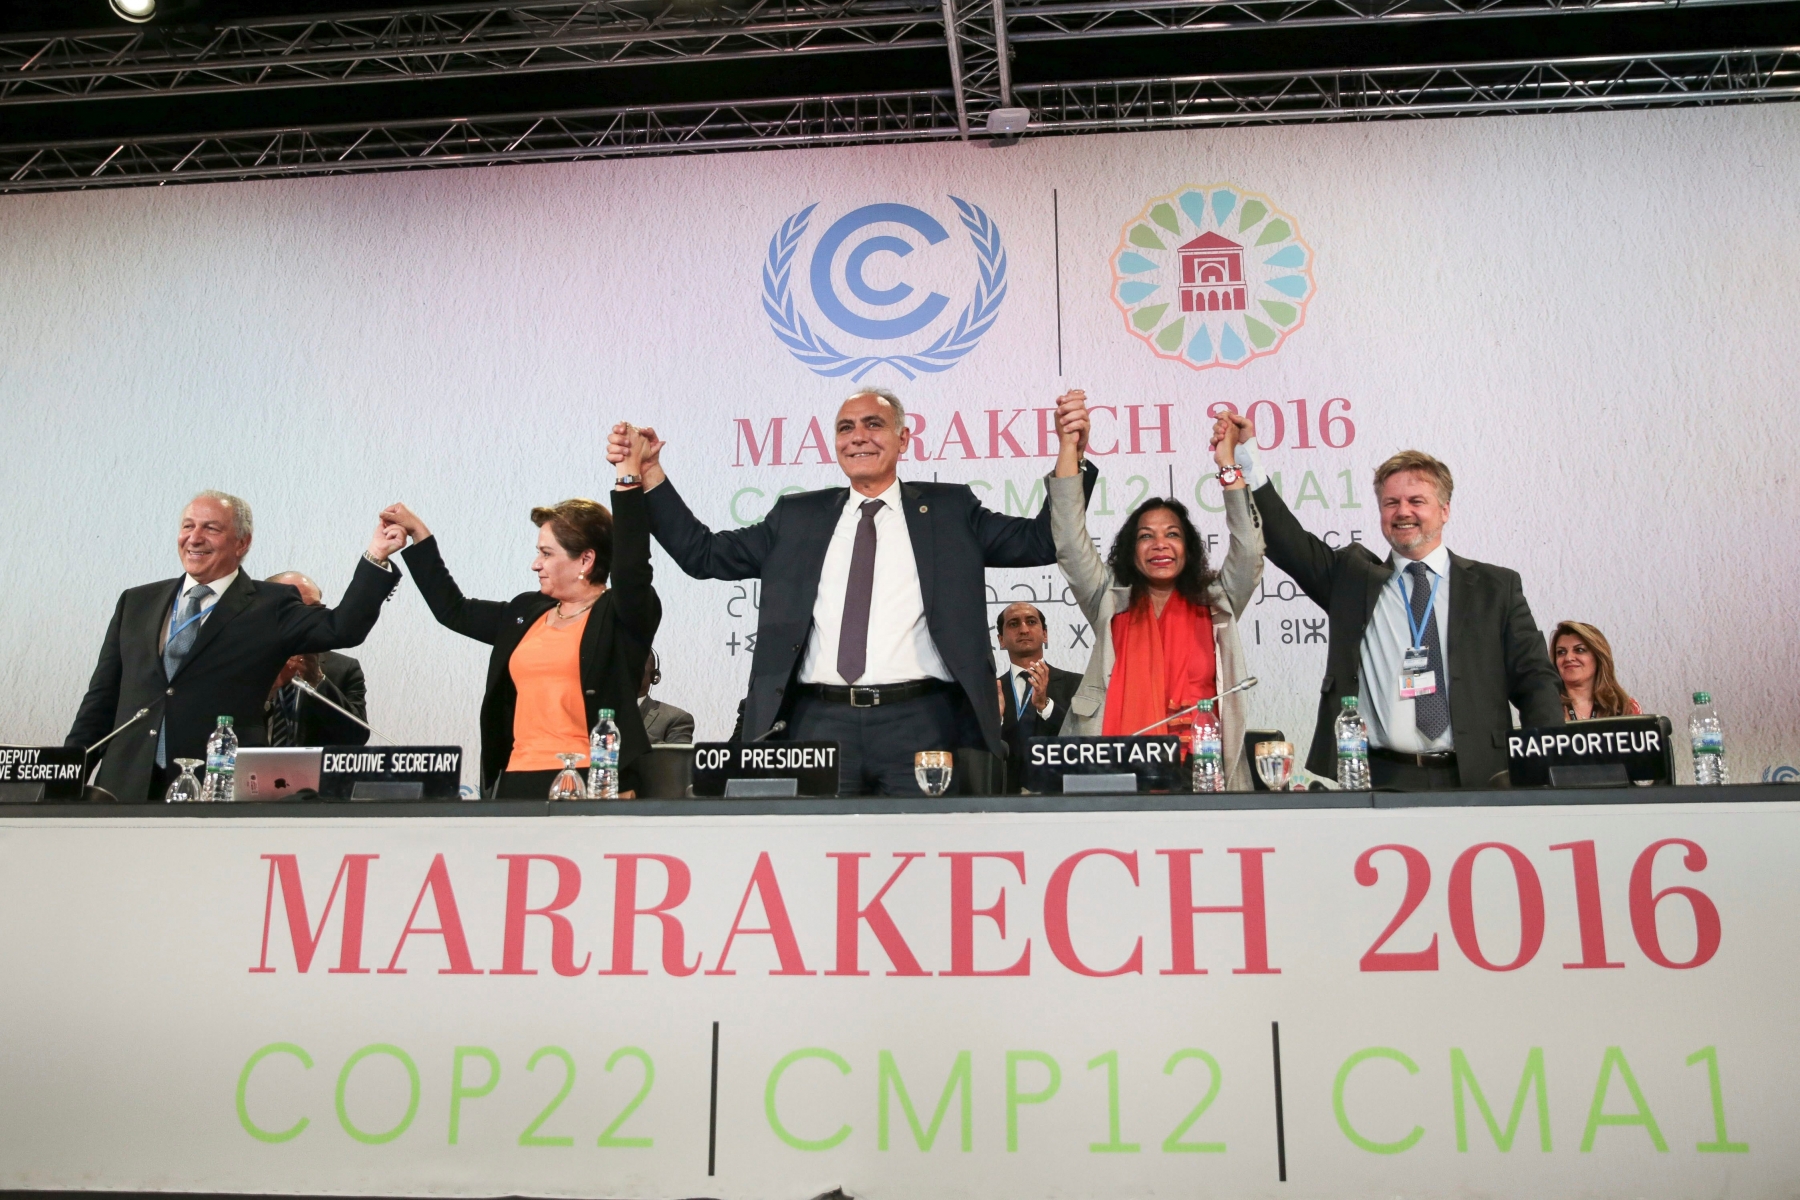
[1,0,1792,106]
[0,47,1794,192]
[1015,46,1800,126]
[1004,0,1792,45]
[0,0,947,105]
[0,89,961,192]
[942,0,1014,136]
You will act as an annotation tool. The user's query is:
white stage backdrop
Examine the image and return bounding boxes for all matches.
[1,106,1798,780]
[1,802,1796,1197]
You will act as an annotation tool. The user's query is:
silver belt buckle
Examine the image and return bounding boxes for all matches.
[849,686,880,708]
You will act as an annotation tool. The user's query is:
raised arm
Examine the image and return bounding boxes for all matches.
[386,505,512,645]
[609,423,777,581]
[281,526,404,653]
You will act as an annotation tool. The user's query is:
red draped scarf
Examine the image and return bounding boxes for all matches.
[1102,591,1218,746]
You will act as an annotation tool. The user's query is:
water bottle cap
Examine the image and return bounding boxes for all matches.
[1692,691,1710,705]
[596,708,615,719]
[217,715,233,726]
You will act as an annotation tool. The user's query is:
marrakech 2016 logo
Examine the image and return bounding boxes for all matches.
[763,197,1006,381]
[1112,184,1315,370]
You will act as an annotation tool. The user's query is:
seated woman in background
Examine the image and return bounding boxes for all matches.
[378,428,661,798]
[1045,390,1264,789]
[1552,620,1641,720]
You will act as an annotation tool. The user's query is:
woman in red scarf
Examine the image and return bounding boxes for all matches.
[1045,391,1264,787]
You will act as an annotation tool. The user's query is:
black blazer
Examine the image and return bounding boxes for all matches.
[998,661,1082,792]
[1253,482,1563,786]
[401,487,660,794]
[66,559,399,802]
[267,651,371,747]
[645,464,1096,759]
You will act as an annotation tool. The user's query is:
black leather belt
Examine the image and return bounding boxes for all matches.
[1370,746,1459,768]
[795,679,950,708]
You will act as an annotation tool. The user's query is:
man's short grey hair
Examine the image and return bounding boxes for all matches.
[842,387,906,430]
[188,490,254,541]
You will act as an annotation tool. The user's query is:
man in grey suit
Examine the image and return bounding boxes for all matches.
[637,649,696,744]
[1219,413,1562,789]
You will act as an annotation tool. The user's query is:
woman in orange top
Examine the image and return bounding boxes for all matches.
[381,432,661,797]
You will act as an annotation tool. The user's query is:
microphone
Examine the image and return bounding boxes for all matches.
[1127,676,1259,738]
[82,706,151,784]
[751,720,788,743]
[292,678,392,744]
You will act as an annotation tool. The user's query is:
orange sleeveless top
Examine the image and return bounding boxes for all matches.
[507,609,590,771]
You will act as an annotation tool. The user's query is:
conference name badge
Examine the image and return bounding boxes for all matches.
[1400,646,1436,698]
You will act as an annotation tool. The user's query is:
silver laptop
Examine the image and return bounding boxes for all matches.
[233,747,323,800]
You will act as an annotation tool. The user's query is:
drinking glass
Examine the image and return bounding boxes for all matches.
[549,753,587,801]
[166,759,204,803]
[1254,741,1295,792]
[914,751,955,797]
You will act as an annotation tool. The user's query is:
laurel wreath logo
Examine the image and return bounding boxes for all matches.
[762,196,1007,381]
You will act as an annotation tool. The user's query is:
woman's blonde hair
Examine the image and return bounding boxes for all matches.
[1552,620,1634,717]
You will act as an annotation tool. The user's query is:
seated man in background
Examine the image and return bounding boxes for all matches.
[1219,415,1562,790]
[995,601,1081,792]
[263,571,372,747]
[638,649,696,744]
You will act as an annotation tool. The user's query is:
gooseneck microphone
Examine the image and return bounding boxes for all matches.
[83,706,151,783]
[1127,676,1260,737]
[292,678,392,744]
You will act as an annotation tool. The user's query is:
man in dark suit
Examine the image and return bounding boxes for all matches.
[610,391,1095,795]
[995,601,1082,792]
[262,572,373,748]
[1218,415,1562,789]
[638,649,696,744]
[67,491,403,802]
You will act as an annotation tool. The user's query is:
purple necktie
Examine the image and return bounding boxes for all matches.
[836,499,883,684]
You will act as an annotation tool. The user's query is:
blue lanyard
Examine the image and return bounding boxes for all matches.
[168,589,209,642]
[1395,568,1441,651]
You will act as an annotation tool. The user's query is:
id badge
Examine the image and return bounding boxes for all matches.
[1400,647,1437,698]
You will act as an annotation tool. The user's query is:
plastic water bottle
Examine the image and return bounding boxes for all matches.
[1191,699,1224,793]
[1335,696,1371,790]
[587,708,621,799]
[1689,691,1728,786]
[202,715,238,802]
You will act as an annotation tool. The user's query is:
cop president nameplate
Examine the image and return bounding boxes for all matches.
[1023,736,1186,794]
[691,742,839,798]
[318,746,463,801]
[0,747,85,802]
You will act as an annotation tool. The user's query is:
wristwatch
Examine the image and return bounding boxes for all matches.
[1216,464,1244,486]
[615,474,642,487]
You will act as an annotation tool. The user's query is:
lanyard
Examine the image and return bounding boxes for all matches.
[167,588,210,643]
[1395,568,1441,651]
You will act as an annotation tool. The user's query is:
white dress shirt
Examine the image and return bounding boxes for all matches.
[1005,661,1055,721]
[1357,543,1453,754]
[798,479,952,686]
[160,569,238,653]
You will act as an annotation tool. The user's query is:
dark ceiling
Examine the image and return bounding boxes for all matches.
[0,0,1795,191]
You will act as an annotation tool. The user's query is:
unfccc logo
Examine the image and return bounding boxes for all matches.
[763,198,1007,381]
[1112,183,1315,370]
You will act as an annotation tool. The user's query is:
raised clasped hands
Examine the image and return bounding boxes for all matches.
[1208,410,1255,469]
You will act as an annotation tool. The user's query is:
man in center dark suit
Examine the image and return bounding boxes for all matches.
[67,491,403,802]
[610,390,1096,795]
[995,601,1082,792]
[262,571,373,748]
[1215,414,1561,790]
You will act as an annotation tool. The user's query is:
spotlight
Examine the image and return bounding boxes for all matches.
[110,0,156,21]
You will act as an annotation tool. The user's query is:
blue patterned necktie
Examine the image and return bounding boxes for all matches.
[156,583,213,767]
[1405,562,1450,739]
